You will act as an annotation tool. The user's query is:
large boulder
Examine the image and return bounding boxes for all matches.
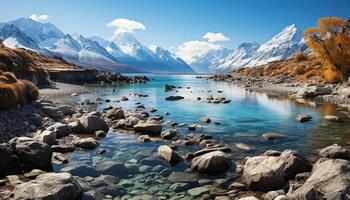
[134,122,162,136]
[35,130,56,145]
[79,115,109,134]
[8,172,82,200]
[243,150,311,192]
[161,129,179,140]
[191,151,231,175]
[288,158,350,199]
[157,145,183,166]
[105,108,125,120]
[242,156,286,192]
[9,137,52,170]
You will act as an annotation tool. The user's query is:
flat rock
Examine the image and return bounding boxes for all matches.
[187,186,210,197]
[319,145,350,160]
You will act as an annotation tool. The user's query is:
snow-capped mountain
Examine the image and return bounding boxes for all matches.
[1,17,195,73]
[190,48,230,73]
[153,46,194,73]
[9,18,64,47]
[213,42,260,73]
[246,24,307,67]
[0,23,49,54]
[193,24,307,73]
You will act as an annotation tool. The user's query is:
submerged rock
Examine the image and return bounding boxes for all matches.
[191,151,231,175]
[74,137,99,150]
[8,172,82,200]
[262,132,287,140]
[160,129,179,140]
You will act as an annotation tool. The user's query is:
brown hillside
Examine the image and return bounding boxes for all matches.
[0,42,82,86]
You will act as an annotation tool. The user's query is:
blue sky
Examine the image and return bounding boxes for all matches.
[1,0,349,61]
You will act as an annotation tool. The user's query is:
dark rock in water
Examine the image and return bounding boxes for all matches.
[121,96,129,101]
[95,160,128,177]
[9,137,52,171]
[167,171,198,184]
[199,117,211,123]
[96,148,108,155]
[95,130,107,138]
[188,124,197,131]
[7,172,82,200]
[161,129,179,140]
[319,145,350,160]
[165,85,176,91]
[157,145,183,166]
[191,151,231,175]
[165,96,184,101]
[296,114,312,123]
[134,122,163,136]
[61,163,99,177]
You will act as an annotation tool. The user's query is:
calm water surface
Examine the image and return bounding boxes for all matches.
[54,75,350,199]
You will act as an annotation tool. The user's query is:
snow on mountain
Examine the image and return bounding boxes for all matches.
[9,18,64,47]
[49,34,81,61]
[198,24,307,73]
[246,24,307,67]
[190,48,230,73]
[153,46,194,73]
[212,42,260,73]
[0,22,49,54]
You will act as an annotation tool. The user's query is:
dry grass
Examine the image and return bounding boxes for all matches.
[0,71,39,110]
[294,51,308,62]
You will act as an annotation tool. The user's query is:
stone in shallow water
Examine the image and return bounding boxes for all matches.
[96,160,128,177]
[61,163,99,177]
[296,114,312,123]
[319,145,350,160]
[262,132,287,140]
[130,194,154,200]
[191,151,231,175]
[74,137,99,150]
[187,186,210,197]
[157,145,183,166]
[169,182,190,192]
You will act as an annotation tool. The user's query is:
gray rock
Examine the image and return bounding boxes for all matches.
[187,186,210,197]
[167,172,197,183]
[134,122,162,136]
[161,129,179,140]
[191,151,231,175]
[296,85,333,98]
[106,108,125,120]
[58,105,75,115]
[74,137,99,150]
[263,150,282,156]
[262,132,287,140]
[95,130,106,138]
[165,96,184,101]
[68,121,85,133]
[137,135,151,143]
[42,105,63,119]
[8,172,82,200]
[9,137,52,170]
[52,123,71,138]
[79,115,109,134]
[280,150,311,179]
[199,117,211,123]
[96,160,128,177]
[36,130,56,145]
[319,145,350,160]
[157,145,183,166]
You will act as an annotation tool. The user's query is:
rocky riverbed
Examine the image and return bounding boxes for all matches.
[0,77,349,200]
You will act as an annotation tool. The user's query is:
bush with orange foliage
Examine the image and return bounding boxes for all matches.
[244,67,252,75]
[304,17,350,83]
[294,51,308,62]
[0,71,39,110]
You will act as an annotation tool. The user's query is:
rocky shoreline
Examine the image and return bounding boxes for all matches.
[0,78,349,200]
[203,74,350,107]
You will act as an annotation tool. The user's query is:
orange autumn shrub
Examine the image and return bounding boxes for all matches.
[304,17,350,82]
[244,67,252,75]
[0,71,39,110]
[294,51,308,62]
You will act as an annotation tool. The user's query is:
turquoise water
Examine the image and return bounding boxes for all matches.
[54,75,350,199]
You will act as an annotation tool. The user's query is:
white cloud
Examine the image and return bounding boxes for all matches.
[107,18,145,36]
[175,40,221,63]
[29,14,49,22]
[203,32,229,42]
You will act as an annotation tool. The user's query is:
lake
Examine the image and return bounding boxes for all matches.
[54,74,350,199]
